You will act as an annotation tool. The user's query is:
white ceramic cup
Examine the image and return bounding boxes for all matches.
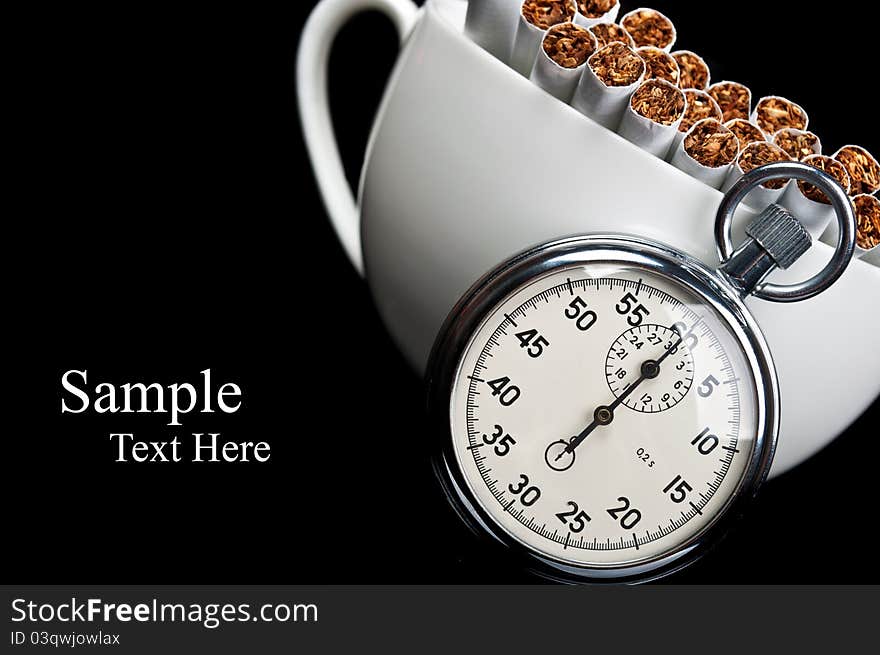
[298,0,880,477]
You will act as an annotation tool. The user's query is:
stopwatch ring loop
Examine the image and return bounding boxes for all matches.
[714,162,856,303]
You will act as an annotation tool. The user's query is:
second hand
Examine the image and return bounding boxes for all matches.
[558,332,684,459]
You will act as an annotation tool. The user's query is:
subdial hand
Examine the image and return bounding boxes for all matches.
[562,331,684,456]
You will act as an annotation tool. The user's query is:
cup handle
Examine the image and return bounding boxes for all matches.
[297,0,419,275]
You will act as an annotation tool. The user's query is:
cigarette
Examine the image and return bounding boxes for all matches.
[707,81,752,122]
[573,0,620,28]
[589,21,634,49]
[637,46,679,84]
[465,0,523,62]
[751,96,809,135]
[668,89,722,157]
[671,51,710,90]
[571,42,645,129]
[854,194,880,264]
[618,78,686,157]
[670,118,739,189]
[531,22,597,101]
[721,141,791,209]
[510,0,577,76]
[833,145,880,196]
[779,154,851,238]
[821,194,880,264]
[772,128,822,161]
[724,119,767,149]
[620,8,676,52]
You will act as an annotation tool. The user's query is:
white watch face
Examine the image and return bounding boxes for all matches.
[449,262,761,571]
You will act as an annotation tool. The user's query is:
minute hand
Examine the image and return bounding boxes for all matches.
[563,333,684,456]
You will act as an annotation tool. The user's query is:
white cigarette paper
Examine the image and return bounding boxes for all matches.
[862,248,880,267]
[779,155,851,239]
[573,0,620,28]
[510,0,577,77]
[669,118,739,189]
[510,16,547,76]
[465,0,524,63]
[618,78,686,157]
[721,141,790,210]
[571,42,645,129]
[531,22,597,102]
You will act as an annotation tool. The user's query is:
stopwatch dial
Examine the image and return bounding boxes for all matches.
[447,265,762,573]
[606,324,694,413]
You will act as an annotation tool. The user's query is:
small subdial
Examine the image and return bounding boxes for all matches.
[606,324,694,413]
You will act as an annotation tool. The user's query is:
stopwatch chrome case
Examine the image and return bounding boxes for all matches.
[425,164,856,583]
[426,235,777,583]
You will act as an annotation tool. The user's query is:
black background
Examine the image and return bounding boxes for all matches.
[8,1,878,584]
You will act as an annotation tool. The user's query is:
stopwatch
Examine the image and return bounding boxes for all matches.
[426,163,856,583]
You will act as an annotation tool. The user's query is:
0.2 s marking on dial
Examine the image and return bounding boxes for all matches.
[453,272,755,567]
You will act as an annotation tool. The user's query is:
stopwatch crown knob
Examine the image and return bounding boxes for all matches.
[745,204,811,270]
[718,203,815,299]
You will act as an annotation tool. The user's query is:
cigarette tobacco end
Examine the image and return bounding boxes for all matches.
[621,8,676,50]
[590,42,644,87]
[738,142,789,189]
[672,51,710,90]
[637,46,679,84]
[773,129,821,161]
[680,90,722,133]
[725,119,766,148]
[522,0,576,30]
[835,146,880,196]
[543,22,596,68]
[854,194,880,250]
[754,96,808,135]
[589,22,634,49]
[684,119,738,168]
[631,79,686,126]
[797,155,851,204]
[577,0,617,19]
[708,82,751,122]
